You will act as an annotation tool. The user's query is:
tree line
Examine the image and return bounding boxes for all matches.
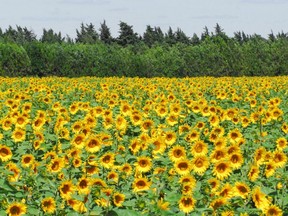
[0,22,288,77]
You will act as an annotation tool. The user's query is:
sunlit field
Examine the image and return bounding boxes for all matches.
[0,76,287,216]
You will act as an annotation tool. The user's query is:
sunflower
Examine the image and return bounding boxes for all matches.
[169,145,186,162]
[6,162,21,182]
[0,145,12,162]
[129,138,141,155]
[132,177,152,192]
[233,182,250,199]
[252,187,271,211]
[276,137,287,150]
[130,112,142,126]
[248,164,260,182]
[212,161,232,180]
[113,192,125,207]
[141,119,154,132]
[187,130,200,142]
[174,159,192,175]
[71,133,86,149]
[182,183,194,195]
[254,147,266,165]
[228,129,242,144]
[229,153,244,170]
[77,177,91,195]
[151,137,166,156]
[281,122,288,134]
[85,136,101,153]
[272,150,287,168]
[210,148,227,163]
[100,152,115,169]
[164,131,177,145]
[208,178,220,193]
[92,178,107,188]
[115,115,127,131]
[47,157,65,173]
[213,137,227,149]
[32,117,45,131]
[2,118,13,131]
[6,202,27,216]
[179,175,196,188]
[71,121,82,134]
[265,162,276,178]
[107,171,119,183]
[156,105,168,118]
[135,156,152,173]
[217,183,234,199]
[119,163,133,176]
[72,157,82,168]
[191,155,210,175]
[178,195,196,214]
[209,197,227,211]
[157,198,170,211]
[21,154,35,168]
[12,128,26,143]
[191,140,208,156]
[67,199,87,213]
[41,197,56,214]
[209,114,220,127]
[265,205,283,216]
[59,180,75,199]
[15,114,29,128]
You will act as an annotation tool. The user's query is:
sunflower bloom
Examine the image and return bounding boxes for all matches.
[174,159,192,175]
[113,192,125,207]
[178,195,196,213]
[212,161,232,180]
[41,197,56,214]
[265,205,283,216]
[135,156,152,173]
[252,187,271,211]
[0,145,13,162]
[132,177,152,192]
[6,202,27,216]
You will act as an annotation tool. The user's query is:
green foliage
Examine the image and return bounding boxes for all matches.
[0,43,31,76]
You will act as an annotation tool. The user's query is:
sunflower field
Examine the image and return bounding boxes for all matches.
[0,76,287,216]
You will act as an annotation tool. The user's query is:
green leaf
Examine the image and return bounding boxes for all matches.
[113,209,141,216]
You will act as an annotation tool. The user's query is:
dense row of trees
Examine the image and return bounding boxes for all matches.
[0,22,288,77]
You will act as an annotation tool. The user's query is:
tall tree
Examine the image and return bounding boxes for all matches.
[201,26,210,41]
[99,20,113,44]
[165,27,176,45]
[143,25,156,47]
[175,28,190,44]
[41,28,64,43]
[191,33,200,45]
[117,21,139,46]
[76,23,99,44]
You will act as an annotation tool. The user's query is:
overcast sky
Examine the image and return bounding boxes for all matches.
[1,0,288,39]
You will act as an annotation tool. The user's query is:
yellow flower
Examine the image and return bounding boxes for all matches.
[135,156,152,173]
[41,197,56,214]
[0,145,13,162]
[265,205,283,216]
[191,155,210,175]
[6,202,27,216]
[233,182,250,199]
[21,154,35,168]
[12,128,26,143]
[191,140,208,156]
[212,161,232,180]
[113,192,125,207]
[132,177,152,192]
[174,159,192,175]
[178,195,196,213]
[157,198,170,211]
[252,187,271,211]
[100,152,115,169]
[59,180,75,199]
[169,145,186,162]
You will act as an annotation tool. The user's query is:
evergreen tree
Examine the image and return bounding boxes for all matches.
[76,23,99,44]
[201,26,210,41]
[117,21,139,46]
[99,20,113,44]
[143,25,156,47]
[191,33,200,45]
[165,27,176,45]
[234,31,243,44]
[154,27,164,43]
[175,28,190,44]
[268,31,276,42]
[41,28,64,43]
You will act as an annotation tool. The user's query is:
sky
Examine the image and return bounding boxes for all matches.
[1,0,288,39]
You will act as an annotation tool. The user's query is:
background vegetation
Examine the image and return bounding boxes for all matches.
[0,22,288,77]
